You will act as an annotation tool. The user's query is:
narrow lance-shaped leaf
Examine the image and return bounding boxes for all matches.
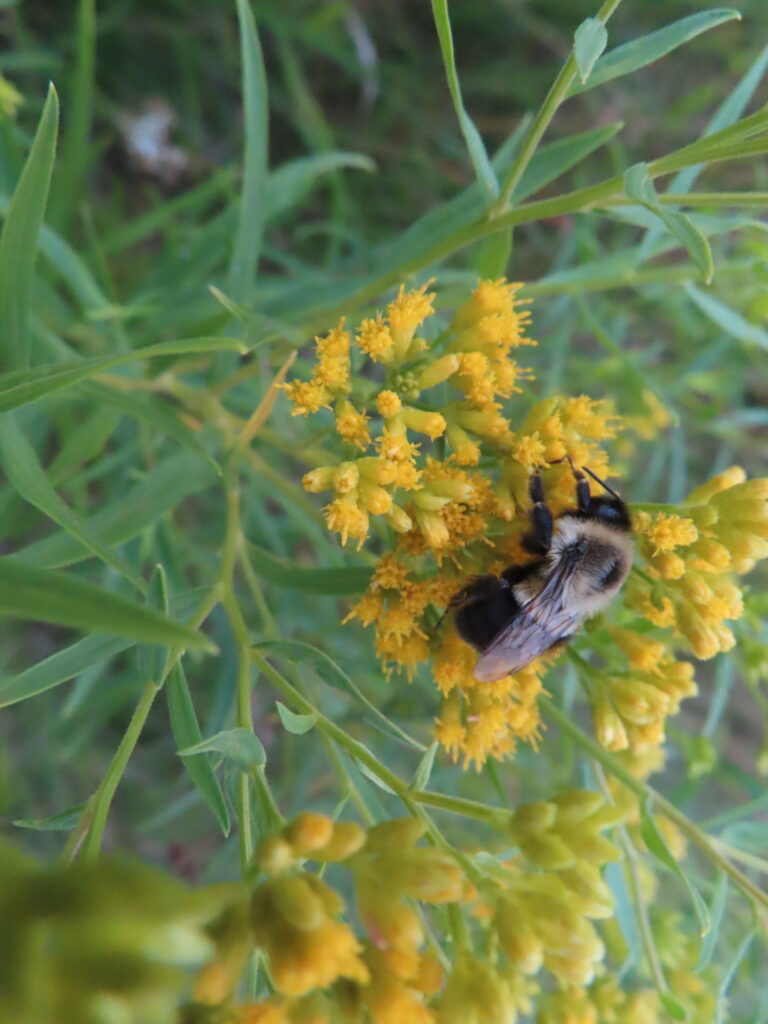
[568,9,741,96]
[0,557,215,651]
[0,411,144,591]
[430,0,498,198]
[229,0,269,303]
[0,83,59,371]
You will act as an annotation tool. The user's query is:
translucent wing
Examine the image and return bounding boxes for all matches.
[472,562,583,682]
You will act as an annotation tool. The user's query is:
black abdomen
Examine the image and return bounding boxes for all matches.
[453,578,522,652]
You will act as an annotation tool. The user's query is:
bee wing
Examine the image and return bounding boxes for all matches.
[472,562,583,683]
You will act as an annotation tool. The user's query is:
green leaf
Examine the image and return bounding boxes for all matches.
[0,412,144,590]
[412,741,439,791]
[624,163,713,283]
[167,663,230,834]
[51,0,95,232]
[357,756,396,795]
[246,543,372,595]
[229,0,269,302]
[685,283,768,350]
[252,639,425,752]
[717,929,755,1023]
[514,122,623,202]
[0,335,245,413]
[0,633,131,708]
[0,83,58,371]
[573,17,608,84]
[17,450,217,569]
[569,9,741,96]
[14,803,87,831]
[276,700,316,735]
[267,152,375,220]
[659,992,688,1021]
[138,565,172,685]
[179,728,266,772]
[430,0,498,199]
[640,802,711,936]
[696,873,728,971]
[0,557,215,650]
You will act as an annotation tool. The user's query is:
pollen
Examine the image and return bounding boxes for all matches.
[376,390,402,419]
[644,513,698,553]
[512,432,547,469]
[357,315,395,362]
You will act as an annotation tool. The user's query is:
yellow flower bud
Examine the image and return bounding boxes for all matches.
[686,465,746,503]
[284,813,334,856]
[271,875,327,931]
[416,354,460,389]
[593,698,629,751]
[651,550,686,578]
[302,466,336,493]
[385,504,414,533]
[551,789,606,824]
[401,407,447,439]
[359,481,394,515]
[333,462,359,494]
[257,836,295,876]
[376,390,402,418]
[511,801,557,835]
[313,822,367,863]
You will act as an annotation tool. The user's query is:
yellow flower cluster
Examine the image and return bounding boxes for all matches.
[490,790,623,987]
[629,467,768,660]
[286,280,621,767]
[198,798,633,1024]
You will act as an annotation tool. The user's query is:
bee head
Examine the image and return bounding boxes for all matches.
[587,496,632,532]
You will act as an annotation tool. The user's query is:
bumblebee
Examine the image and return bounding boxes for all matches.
[451,460,632,682]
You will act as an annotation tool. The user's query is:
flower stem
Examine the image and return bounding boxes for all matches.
[492,0,626,214]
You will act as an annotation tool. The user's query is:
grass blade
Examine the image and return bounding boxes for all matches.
[0,335,245,412]
[0,558,214,650]
[229,0,269,303]
[0,83,58,371]
[167,662,231,834]
[686,283,768,350]
[431,0,498,199]
[246,542,372,595]
[0,412,144,590]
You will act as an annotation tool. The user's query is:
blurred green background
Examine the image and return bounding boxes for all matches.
[1,0,768,923]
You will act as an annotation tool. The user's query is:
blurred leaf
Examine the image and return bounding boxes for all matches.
[14,803,86,831]
[247,543,372,594]
[573,17,608,84]
[685,283,768,350]
[0,83,58,371]
[0,558,215,650]
[696,873,729,971]
[252,639,425,752]
[17,450,217,569]
[0,634,131,708]
[167,662,230,834]
[659,992,688,1021]
[640,802,710,936]
[431,0,498,199]
[569,9,741,95]
[276,700,316,735]
[624,163,713,283]
[0,412,143,590]
[357,755,396,795]
[52,0,95,232]
[268,152,375,220]
[717,930,755,1023]
[138,565,172,685]
[229,0,268,301]
[180,728,266,771]
[412,742,439,791]
[0,335,245,413]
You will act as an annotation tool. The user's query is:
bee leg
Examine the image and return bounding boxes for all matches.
[523,469,553,556]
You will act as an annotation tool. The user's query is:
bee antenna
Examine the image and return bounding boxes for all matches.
[581,464,623,501]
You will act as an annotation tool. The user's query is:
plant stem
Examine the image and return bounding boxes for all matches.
[492,0,625,213]
[543,698,768,914]
[79,679,158,862]
[70,587,220,863]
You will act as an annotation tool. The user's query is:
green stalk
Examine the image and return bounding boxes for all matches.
[492,0,625,214]
[543,698,768,914]
[248,646,508,828]
[71,587,220,863]
[78,680,158,862]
